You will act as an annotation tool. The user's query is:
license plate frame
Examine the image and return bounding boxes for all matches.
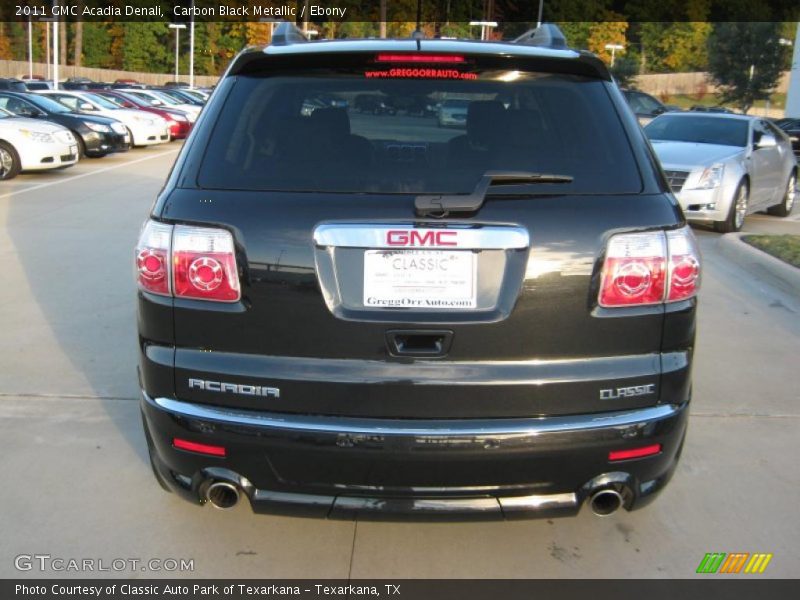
[363,249,477,309]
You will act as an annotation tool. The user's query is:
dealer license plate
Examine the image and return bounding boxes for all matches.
[363,250,477,309]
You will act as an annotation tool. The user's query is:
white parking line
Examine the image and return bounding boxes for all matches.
[0,147,180,201]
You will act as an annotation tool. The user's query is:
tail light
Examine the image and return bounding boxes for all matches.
[135,220,240,303]
[376,53,465,63]
[666,228,701,302]
[173,225,240,302]
[608,443,662,461]
[135,221,172,295]
[599,226,700,307]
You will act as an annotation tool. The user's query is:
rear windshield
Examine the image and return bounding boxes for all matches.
[197,70,641,194]
[645,115,749,147]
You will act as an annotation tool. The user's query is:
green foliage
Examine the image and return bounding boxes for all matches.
[121,23,169,73]
[640,22,711,73]
[82,24,114,69]
[707,22,789,113]
[610,56,639,88]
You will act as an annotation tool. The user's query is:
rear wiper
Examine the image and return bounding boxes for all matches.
[414,170,573,217]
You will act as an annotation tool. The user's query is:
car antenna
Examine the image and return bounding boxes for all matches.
[412,0,424,47]
[512,23,568,49]
[270,21,308,46]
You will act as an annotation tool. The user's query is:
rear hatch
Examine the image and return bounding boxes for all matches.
[159,48,683,419]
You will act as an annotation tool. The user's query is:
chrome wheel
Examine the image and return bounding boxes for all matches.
[786,175,796,213]
[0,146,13,179]
[734,184,748,230]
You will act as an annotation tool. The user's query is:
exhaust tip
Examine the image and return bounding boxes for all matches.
[589,488,624,517]
[205,481,240,510]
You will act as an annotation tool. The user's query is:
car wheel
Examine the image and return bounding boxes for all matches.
[126,127,136,148]
[767,173,796,217]
[715,180,748,233]
[0,141,21,180]
[74,134,87,159]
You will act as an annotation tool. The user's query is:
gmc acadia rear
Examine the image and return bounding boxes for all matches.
[136,24,700,519]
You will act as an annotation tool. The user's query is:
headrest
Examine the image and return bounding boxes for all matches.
[309,107,351,137]
[467,100,505,144]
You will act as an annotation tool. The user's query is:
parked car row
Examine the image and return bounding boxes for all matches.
[0,87,204,180]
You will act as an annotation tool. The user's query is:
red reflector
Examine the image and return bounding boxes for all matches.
[608,444,661,461]
[376,53,465,64]
[173,438,226,457]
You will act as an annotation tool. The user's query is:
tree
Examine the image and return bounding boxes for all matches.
[73,3,83,67]
[707,22,789,113]
[586,14,628,65]
[121,23,169,73]
[640,22,711,73]
[610,56,639,88]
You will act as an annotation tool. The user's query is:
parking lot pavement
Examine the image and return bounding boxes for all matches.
[0,149,798,578]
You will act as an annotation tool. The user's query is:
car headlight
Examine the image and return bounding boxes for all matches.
[19,129,54,143]
[85,122,111,133]
[692,163,725,190]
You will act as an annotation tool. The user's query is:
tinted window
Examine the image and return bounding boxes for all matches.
[0,95,39,115]
[50,94,81,110]
[84,93,121,109]
[25,94,71,113]
[645,115,748,147]
[197,72,641,195]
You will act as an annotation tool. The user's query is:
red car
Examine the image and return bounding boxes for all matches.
[94,90,192,140]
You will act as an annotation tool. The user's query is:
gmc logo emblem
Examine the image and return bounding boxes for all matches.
[386,230,457,247]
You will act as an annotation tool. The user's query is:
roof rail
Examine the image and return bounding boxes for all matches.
[270,21,309,46]
[512,24,568,50]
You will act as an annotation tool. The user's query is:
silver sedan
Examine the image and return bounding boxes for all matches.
[644,112,797,232]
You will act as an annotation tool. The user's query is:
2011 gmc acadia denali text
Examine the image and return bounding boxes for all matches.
[136,24,700,519]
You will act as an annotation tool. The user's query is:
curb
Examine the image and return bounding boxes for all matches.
[717,233,800,297]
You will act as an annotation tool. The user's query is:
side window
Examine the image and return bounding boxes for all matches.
[626,93,645,113]
[54,95,79,110]
[0,96,8,110]
[5,97,30,114]
[763,120,785,140]
[752,121,765,145]
[636,93,662,114]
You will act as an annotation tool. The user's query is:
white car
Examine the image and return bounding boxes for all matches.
[0,107,78,180]
[118,89,201,122]
[36,90,170,147]
[645,113,797,232]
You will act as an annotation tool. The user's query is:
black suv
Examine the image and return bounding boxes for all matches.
[137,24,699,519]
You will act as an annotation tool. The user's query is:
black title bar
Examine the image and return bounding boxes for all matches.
[1,0,799,23]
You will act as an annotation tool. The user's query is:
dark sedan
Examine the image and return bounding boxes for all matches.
[774,118,800,158]
[0,91,129,157]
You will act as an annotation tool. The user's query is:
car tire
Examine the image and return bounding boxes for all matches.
[767,173,796,217]
[126,127,136,148]
[714,180,748,233]
[74,133,87,159]
[0,141,21,181]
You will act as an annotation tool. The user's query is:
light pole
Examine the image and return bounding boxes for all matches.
[168,23,186,81]
[189,8,195,88]
[469,20,498,41]
[45,22,50,80]
[536,0,545,27]
[51,2,59,91]
[605,43,624,67]
[27,18,33,79]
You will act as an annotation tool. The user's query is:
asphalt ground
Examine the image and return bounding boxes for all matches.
[0,145,798,578]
